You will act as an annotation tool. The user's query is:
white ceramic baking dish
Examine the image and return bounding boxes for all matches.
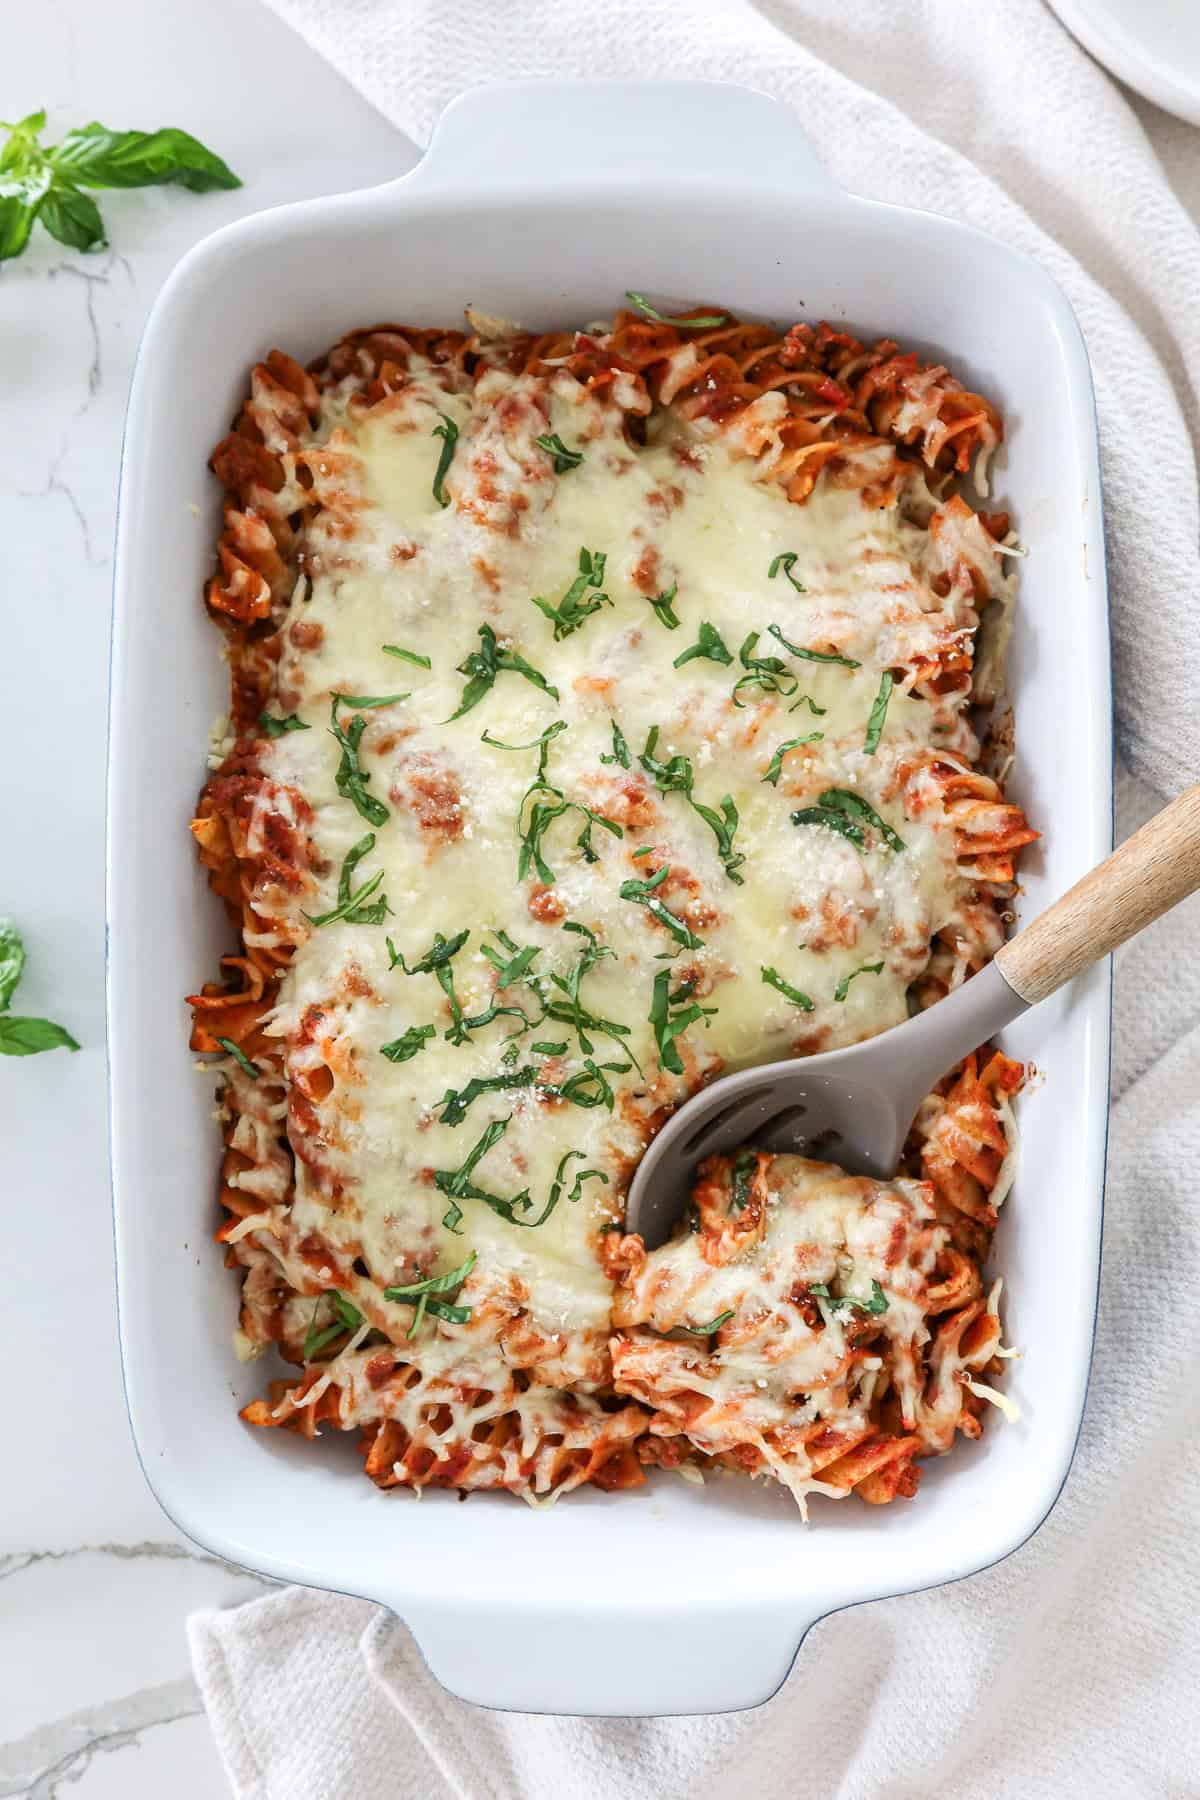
[108,79,1111,1717]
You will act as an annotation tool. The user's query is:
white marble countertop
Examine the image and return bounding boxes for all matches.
[0,4,416,1791]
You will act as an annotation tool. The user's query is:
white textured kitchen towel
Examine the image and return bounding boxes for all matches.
[190,2,1200,1794]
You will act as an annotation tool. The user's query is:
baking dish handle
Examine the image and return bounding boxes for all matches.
[395,1598,823,1715]
[405,79,835,197]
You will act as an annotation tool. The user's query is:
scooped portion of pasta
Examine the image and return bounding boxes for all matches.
[609,1072,1021,1513]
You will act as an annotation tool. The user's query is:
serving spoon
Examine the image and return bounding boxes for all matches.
[627,783,1200,1246]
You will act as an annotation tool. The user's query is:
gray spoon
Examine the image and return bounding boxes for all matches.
[626,784,1200,1247]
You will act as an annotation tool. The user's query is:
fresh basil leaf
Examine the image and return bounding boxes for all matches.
[49,121,240,191]
[39,181,105,251]
[0,193,41,261]
[0,919,26,1012]
[762,732,823,787]
[761,966,814,1012]
[431,412,459,507]
[536,432,583,473]
[389,928,471,975]
[0,1016,80,1056]
[258,710,309,738]
[673,621,732,669]
[447,624,558,723]
[833,961,884,1003]
[381,644,432,669]
[215,1036,260,1078]
[380,1023,436,1064]
[863,671,894,755]
[625,292,727,329]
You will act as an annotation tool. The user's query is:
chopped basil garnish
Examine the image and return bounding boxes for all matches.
[531,548,611,640]
[433,1118,606,1231]
[619,865,703,949]
[599,719,632,769]
[649,967,716,1077]
[438,1064,540,1126]
[536,432,584,473]
[680,1310,735,1334]
[730,1149,758,1212]
[215,1036,260,1078]
[480,929,542,988]
[810,1279,889,1316]
[543,922,637,1065]
[833,961,884,1002]
[531,1039,568,1056]
[516,724,622,884]
[768,551,807,595]
[330,693,407,828]
[382,644,432,669]
[767,622,861,670]
[863,672,894,755]
[818,787,907,853]
[733,631,798,708]
[431,412,458,507]
[646,582,680,630]
[673,621,733,669]
[447,624,559,723]
[385,1250,477,1338]
[632,845,655,859]
[762,732,823,787]
[380,1024,437,1064]
[258,710,309,738]
[303,832,389,927]
[760,966,814,1012]
[552,1058,618,1111]
[625,292,727,329]
[302,1289,364,1360]
[791,788,906,854]
[639,727,744,884]
[481,720,568,758]
[389,928,471,974]
[788,694,828,717]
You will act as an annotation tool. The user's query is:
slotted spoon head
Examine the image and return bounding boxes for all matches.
[625,960,1027,1247]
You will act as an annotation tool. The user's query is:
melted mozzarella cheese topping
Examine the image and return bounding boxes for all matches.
[257,355,990,1341]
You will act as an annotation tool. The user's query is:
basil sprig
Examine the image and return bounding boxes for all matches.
[625,292,728,329]
[0,919,78,1057]
[0,110,239,262]
[447,624,558,722]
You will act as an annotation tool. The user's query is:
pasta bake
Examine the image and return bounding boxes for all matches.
[189,299,1035,1512]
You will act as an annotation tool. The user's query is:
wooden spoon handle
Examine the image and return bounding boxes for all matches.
[996,784,1200,1006]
